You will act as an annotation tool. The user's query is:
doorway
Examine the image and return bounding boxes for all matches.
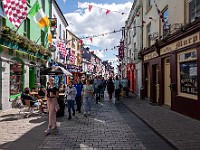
[164,58,171,106]
[147,65,150,98]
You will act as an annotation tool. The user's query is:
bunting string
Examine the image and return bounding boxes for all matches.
[78,1,127,15]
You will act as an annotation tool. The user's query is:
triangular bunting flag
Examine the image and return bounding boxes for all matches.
[106,10,110,15]
[90,38,93,43]
[88,5,92,12]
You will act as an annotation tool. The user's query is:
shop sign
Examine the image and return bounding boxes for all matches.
[67,64,82,73]
[161,31,200,55]
[144,51,159,61]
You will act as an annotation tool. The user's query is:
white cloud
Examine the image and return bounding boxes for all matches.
[64,2,132,52]
[92,50,105,58]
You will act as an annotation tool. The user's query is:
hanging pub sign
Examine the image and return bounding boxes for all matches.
[49,18,57,28]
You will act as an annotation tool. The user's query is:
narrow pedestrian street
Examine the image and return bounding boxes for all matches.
[0,92,176,150]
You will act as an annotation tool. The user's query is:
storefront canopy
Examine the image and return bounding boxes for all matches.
[40,66,72,76]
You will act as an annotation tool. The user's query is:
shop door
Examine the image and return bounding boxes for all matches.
[147,65,150,98]
[164,58,171,106]
[155,65,159,103]
[29,67,35,89]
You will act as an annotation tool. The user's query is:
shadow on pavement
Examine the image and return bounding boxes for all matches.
[0,116,48,150]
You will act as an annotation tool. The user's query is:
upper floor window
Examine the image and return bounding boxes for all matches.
[41,30,45,46]
[133,20,136,37]
[63,30,65,41]
[24,18,30,39]
[163,8,170,37]
[147,23,152,46]
[59,24,61,39]
[189,0,200,22]
[147,0,152,10]
[41,0,45,12]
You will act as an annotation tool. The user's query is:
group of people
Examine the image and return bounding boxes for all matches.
[20,75,130,135]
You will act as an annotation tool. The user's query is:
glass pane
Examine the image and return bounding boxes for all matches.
[10,63,23,95]
[180,61,197,95]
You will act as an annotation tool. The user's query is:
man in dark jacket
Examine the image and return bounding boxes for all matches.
[74,78,83,113]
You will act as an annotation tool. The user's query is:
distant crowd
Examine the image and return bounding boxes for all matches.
[21,75,130,135]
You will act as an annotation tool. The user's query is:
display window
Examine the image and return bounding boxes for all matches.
[177,49,197,100]
[10,62,23,95]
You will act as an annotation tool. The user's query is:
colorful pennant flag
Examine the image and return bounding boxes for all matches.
[3,0,28,28]
[90,37,93,43]
[106,10,110,15]
[153,0,166,26]
[88,5,92,12]
[29,1,50,28]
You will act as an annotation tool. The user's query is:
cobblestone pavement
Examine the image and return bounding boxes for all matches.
[120,93,200,150]
[37,101,146,150]
[2,91,196,150]
[0,109,48,150]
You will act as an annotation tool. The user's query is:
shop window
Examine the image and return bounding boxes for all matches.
[189,0,200,22]
[10,63,23,95]
[178,49,197,99]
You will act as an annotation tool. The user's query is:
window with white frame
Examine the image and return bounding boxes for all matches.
[42,0,45,12]
[147,23,152,46]
[147,0,152,10]
[133,20,136,37]
[162,8,169,37]
[59,24,61,39]
[189,0,200,22]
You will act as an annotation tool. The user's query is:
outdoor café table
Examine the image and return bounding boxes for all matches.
[30,92,38,98]
[57,93,65,117]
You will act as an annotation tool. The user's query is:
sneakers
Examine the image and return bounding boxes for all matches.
[44,128,51,135]
[84,112,87,117]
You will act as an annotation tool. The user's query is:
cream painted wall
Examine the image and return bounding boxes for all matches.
[142,0,185,48]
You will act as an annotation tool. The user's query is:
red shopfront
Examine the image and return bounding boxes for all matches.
[126,63,135,93]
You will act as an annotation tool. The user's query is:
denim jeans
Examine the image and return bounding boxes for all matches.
[67,100,75,116]
[83,96,92,113]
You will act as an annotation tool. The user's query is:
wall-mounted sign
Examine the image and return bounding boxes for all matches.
[49,18,57,28]
[144,51,159,61]
[161,31,200,55]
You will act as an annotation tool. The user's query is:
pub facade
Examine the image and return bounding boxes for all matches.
[142,19,200,120]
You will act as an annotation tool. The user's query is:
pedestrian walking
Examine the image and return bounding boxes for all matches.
[44,77,60,135]
[114,76,121,103]
[74,77,83,113]
[94,76,102,104]
[82,79,94,117]
[65,80,77,120]
[107,77,114,101]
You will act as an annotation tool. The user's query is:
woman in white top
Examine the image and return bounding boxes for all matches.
[65,80,77,120]
[82,79,94,117]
